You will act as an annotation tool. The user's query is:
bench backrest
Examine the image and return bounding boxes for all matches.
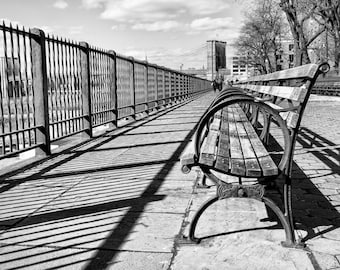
[236,63,329,131]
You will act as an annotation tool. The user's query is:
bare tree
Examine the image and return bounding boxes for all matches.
[280,0,325,66]
[235,0,285,74]
[314,0,340,73]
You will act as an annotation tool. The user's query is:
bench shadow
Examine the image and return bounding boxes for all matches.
[264,126,340,243]
[293,127,340,241]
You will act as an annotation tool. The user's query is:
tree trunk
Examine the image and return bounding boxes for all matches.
[280,0,320,66]
[334,39,340,75]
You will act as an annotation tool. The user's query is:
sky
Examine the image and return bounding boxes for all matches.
[0,0,250,70]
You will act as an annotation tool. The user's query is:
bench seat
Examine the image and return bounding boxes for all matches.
[199,105,278,177]
[181,62,330,248]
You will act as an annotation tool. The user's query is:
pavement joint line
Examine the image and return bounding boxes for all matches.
[167,168,202,270]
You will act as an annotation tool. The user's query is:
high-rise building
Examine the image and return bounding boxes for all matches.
[206,40,226,80]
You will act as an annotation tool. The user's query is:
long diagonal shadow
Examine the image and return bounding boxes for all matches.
[83,118,199,270]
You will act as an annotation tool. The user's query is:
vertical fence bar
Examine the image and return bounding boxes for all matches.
[30,28,51,155]
[2,23,14,153]
[144,62,149,114]
[108,50,118,128]
[130,57,136,119]
[155,68,158,108]
[162,70,165,106]
[186,76,189,97]
[79,42,92,138]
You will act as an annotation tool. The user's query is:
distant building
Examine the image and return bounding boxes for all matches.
[277,39,295,70]
[230,55,250,80]
[207,40,227,80]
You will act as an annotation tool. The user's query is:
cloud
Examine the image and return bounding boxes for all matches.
[132,21,181,32]
[53,0,68,9]
[82,0,229,23]
[82,0,105,9]
[190,17,234,31]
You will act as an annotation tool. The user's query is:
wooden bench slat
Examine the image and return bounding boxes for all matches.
[215,109,230,172]
[210,112,222,130]
[228,106,246,175]
[235,106,278,176]
[244,84,308,102]
[261,101,299,129]
[242,122,278,176]
[199,130,218,166]
[233,107,262,177]
[243,63,319,82]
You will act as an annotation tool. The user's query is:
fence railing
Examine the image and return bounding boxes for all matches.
[0,22,212,159]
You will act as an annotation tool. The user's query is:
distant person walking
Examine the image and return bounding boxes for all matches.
[212,75,224,93]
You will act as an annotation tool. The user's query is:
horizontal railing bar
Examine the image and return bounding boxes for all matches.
[0,143,44,160]
[92,108,116,114]
[0,125,43,137]
[50,128,87,143]
[50,114,87,125]
[45,36,81,48]
[92,119,116,128]
[0,24,30,36]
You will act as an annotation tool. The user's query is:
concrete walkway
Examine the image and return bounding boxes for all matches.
[0,93,339,270]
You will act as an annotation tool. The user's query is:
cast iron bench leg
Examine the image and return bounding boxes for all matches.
[189,195,219,243]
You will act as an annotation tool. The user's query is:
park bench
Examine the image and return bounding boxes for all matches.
[181,62,329,248]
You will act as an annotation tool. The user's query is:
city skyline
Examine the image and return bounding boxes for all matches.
[0,0,249,70]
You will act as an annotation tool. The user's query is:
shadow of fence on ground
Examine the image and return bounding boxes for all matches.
[294,127,340,242]
[0,104,199,269]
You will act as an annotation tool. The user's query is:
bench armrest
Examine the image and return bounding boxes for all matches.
[180,153,197,174]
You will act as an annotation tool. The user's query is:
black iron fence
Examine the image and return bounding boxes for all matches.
[0,22,211,159]
[313,76,340,96]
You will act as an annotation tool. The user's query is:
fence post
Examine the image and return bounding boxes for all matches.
[30,28,51,156]
[169,71,172,104]
[162,70,166,107]
[185,76,188,98]
[145,62,149,115]
[108,50,118,128]
[155,68,159,109]
[129,57,136,119]
[79,42,93,138]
